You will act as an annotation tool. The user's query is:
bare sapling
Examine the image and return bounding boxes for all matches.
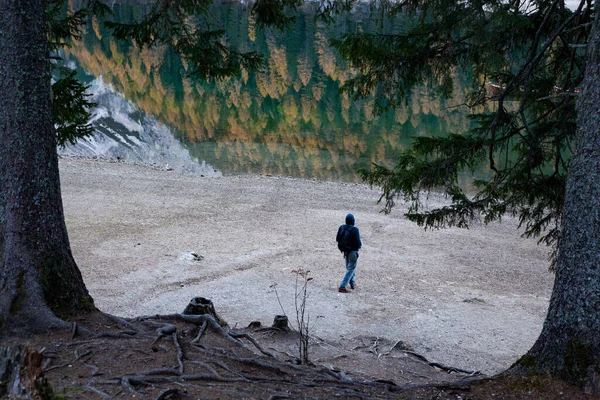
[270,269,314,364]
[292,268,313,365]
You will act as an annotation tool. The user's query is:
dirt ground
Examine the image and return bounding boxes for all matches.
[59,157,554,377]
[9,311,592,399]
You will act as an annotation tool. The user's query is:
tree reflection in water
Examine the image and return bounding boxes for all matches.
[64,1,477,184]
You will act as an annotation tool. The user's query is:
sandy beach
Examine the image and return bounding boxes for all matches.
[59,157,553,375]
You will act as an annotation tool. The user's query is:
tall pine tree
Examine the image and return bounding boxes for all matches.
[332,0,600,390]
[333,0,590,268]
[0,0,296,334]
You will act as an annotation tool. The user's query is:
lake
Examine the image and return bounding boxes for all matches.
[61,1,477,184]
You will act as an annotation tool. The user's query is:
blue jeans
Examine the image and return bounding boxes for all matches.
[340,250,358,288]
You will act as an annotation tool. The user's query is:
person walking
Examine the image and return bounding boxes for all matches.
[336,213,362,293]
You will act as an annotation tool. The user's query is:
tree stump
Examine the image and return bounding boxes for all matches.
[272,315,289,330]
[182,297,228,327]
[0,344,53,398]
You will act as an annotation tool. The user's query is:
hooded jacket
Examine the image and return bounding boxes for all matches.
[336,213,362,251]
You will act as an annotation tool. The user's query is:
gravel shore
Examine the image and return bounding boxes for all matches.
[60,157,553,374]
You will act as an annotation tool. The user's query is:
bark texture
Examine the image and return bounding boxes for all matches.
[522,0,600,392]
[0,0,94,334]
[0,344,53,398]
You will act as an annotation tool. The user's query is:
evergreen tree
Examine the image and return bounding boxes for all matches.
[521,2,600,390]
[0,0,94,334]
[332,0,591,268]
[4,0,600,390]
[332,0,600,390]
[0,0,295,334]
[47,0,107,146]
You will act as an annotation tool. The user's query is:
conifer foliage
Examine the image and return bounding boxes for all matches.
[47,0,299,145]
[333,0,600,390]
[0,0,295,333]
[47,2,98,146]
[4,0,600,389]
[104,0,299,79]
[332,0,592,266]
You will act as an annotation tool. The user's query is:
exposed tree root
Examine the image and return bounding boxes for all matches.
[267,394,292,400]
[100,311,139,331]
[191,345,343,383]
[400,379,474,391]
[189,360,224,378]
[14,309,491,399]
[134,314,243,346]
[229,331,276,357]
[43,363,70,373]
[93,330,139,339]
[191,320,208,344]
[134,313,280,358]
[74,348,92,361]
[403,350,481,376]
[84,385,112,399]
[172,332,184,374]
[121,375,144,395]
[132,367,181,377]
[85,363,101,376]
[154,388,181,400]
[58,311,367,396]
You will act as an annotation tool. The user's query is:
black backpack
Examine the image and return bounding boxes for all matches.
[337,226,353,253]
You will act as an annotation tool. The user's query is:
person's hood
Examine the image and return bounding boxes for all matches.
[345,213,355,225]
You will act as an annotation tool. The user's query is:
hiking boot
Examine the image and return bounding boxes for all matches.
[338,287,349,293]
[350,283,356,290]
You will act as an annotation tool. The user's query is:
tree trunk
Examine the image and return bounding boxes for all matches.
[519,1,600,392]
[0,0,94,335]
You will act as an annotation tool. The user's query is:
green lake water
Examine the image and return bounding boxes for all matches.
[64,1,479,184]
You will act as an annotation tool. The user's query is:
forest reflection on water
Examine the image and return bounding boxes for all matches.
[64,0,481,185]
